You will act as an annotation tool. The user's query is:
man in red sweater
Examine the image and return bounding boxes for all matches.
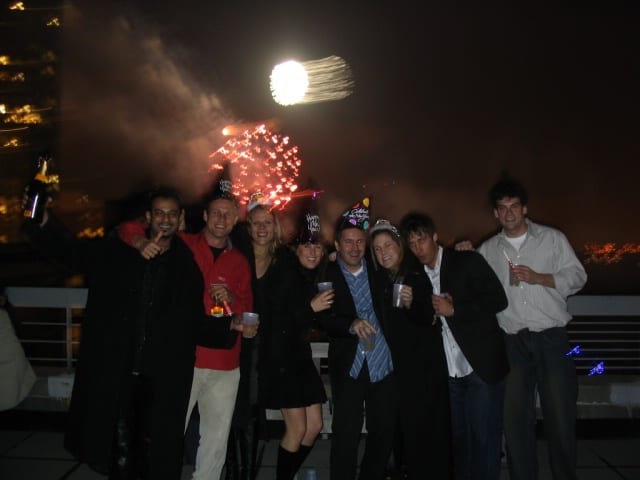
[120,180,253,480]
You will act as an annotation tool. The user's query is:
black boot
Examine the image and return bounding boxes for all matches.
[293,444,312,475]
[276,446,298,480]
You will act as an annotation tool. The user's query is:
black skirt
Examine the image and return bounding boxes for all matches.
[259,356,327,410]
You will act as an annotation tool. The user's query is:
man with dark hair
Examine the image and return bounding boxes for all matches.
[317,197,396,480]
[23,187,234,479]
[477,178,587,480]
[400,212,508,480]
[119,171,253,480]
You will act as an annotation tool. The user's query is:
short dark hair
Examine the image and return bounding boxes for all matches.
[489,177,528,207]
[146,186,183,211]
[399,212,436,238]
[334,216,364,242]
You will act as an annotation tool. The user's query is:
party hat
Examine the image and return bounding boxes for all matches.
[337,196,371,232]
[247,190,273,213]
[369,218,400,238]
[209,162,236,202]
[292,191,322,244]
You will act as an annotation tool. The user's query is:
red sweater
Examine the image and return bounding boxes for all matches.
[119,222,253,370]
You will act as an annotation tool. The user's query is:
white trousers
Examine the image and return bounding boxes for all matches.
[185,367,240,480]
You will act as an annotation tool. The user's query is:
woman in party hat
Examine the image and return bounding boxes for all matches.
[369,218,453,479]
[259,194,331,480]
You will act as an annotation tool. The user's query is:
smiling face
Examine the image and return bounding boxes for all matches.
[248,206,277,247]
[145,196,182,240]
[296,242,325,270]
[371,231,403,272]
[203,198,238,247]
[494,196,528,237]
[335,227,366,272]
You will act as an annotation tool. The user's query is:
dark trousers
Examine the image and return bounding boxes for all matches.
[448,372,504,480]
[503,327,578,480]
[109,374,152,480]
[329,363,396,480]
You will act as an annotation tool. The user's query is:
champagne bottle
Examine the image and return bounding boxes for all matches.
[23,155,52,223]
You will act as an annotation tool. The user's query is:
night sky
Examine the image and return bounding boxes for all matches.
[59,3,640,246]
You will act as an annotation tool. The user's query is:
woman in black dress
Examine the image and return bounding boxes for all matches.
[259,207,332,480]
[225,196,293,480]
[369,219,453,480]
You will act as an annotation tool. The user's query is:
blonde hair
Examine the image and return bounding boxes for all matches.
[247,205,282,257]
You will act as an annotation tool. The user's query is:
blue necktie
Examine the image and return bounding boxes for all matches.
[348,272,393,382]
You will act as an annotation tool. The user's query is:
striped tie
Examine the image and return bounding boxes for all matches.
[348,272,393,382]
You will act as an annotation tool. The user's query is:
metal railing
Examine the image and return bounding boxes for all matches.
[6,287,87,370]
[566,296,640,375]
[6,288,640,376]
[4,287,640,417]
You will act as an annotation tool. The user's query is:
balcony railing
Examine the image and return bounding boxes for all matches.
[5,287,640,418]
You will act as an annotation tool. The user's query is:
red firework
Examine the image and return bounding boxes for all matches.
[209,124,302,208]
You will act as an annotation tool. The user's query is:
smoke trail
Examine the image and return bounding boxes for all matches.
[61,2,235,203]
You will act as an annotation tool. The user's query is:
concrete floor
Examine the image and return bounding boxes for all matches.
[1,415,639,479]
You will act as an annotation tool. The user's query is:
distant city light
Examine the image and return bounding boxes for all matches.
[583,242,640,264]
[270,55,354,106]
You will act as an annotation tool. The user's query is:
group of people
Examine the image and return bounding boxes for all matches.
[22,172,587,480]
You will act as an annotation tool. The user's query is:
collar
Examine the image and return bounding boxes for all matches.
[425,245,443,275]
[337,256,366,277]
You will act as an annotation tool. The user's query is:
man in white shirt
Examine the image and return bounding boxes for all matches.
[477,178,587,480]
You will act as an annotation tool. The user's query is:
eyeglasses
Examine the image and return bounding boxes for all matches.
[152,209,180,219]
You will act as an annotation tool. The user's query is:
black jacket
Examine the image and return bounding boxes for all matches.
[437,248,509,384]
[317,257,388,382]
[23,217,229,478]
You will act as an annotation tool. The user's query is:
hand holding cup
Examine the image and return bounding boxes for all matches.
[432,292,454,317]
[311,288,334,313]
[392,283,413,308]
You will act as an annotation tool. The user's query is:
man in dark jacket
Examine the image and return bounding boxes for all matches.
[23,187,234,480]
[317,198,396,480]
[400,212,509,480]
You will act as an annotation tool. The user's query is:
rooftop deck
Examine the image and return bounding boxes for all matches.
[1,411,639,480]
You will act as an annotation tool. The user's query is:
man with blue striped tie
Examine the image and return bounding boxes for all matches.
[317,197,395,480]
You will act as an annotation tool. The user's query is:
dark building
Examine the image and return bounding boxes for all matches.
[1,1,63,244]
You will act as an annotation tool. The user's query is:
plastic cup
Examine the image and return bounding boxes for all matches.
[509,263,520,286]
[242,312,259,338]
[362,333,375,351]
[392,283,404,308]
[317,282,333,292]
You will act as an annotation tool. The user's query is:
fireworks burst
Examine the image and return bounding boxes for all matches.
[270,56,355,106]
[209,124,302,209]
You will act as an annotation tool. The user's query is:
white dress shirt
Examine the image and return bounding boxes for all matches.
[425,246,473,378]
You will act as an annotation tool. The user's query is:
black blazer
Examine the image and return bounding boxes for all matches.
[438,248,509,384]
[317,257,388,382]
